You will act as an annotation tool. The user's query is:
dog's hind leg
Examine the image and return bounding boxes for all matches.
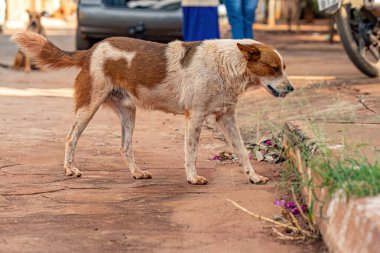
[64,102,106,176]
[185,111,208,185]
[14,52,23,70]
[64,75,110,177]
[106,90,151,179]
[216,109,269,184]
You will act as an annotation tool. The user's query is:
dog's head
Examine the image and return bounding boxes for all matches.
[26,10,47,31]
[237,43,294,97]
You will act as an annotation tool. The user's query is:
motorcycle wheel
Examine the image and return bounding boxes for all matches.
[336,4,380,77]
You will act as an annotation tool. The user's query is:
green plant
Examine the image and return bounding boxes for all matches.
[312,156,380,199]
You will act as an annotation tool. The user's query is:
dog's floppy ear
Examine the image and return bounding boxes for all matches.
[237,43,261,61]
[26,10,31,17]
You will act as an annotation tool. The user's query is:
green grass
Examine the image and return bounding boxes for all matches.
[313,156,380,199]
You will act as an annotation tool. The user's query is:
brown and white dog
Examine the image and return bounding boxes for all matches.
[14,11,47,72]
[12,32,294,185]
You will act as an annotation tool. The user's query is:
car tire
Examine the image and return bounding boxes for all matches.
[76,27,92,50]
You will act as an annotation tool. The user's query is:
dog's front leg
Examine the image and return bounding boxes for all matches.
[185,112,208,185]
[216,109,269,184]
[24,55,31,72]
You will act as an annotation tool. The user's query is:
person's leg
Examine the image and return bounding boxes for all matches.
[182,6,198,42]
[224,0,244,39]
[182,7,192,42]
[197,7,220,40]
[182,7,219,41]
[242,0,259,38]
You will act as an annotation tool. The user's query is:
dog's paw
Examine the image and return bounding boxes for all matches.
[249,174,269,184]
[133,170,152,179]
[64,166,82,177]
[187,176,208,185]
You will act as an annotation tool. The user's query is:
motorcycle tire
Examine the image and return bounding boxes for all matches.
[336,5,380,77]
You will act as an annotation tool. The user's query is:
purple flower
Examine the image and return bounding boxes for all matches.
[290,207,299,215]
[290,206,307,215]
[264,140,272,146]
[274,200,308,215]
[274,199,286,207]
[285,202,296,209]
[212,155,220,161]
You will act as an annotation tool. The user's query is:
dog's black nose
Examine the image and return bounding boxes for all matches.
[31,21,37,27]
[287,84,294,92]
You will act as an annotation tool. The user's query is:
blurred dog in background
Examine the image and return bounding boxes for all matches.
[14,10,47,72]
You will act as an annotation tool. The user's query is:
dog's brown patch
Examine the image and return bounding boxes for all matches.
[74,68,92,111]
[106,37,167,89]
[239,43,283,77]
[103,58,139,98]
[181,42,202,68]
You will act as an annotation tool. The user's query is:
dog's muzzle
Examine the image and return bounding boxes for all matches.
[267,84,280,97]
[267,82,294,97]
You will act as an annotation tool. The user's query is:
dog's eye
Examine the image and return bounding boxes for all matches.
[272,67,280,72]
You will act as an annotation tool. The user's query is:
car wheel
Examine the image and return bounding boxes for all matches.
[76,27,92,50]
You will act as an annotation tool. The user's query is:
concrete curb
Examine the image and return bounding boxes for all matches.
[283,121,380,253]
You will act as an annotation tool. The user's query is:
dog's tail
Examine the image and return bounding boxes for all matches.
[0,63,11,69]
[11,31,87,70]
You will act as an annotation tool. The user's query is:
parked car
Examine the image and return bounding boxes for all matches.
[76,0,182,50]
